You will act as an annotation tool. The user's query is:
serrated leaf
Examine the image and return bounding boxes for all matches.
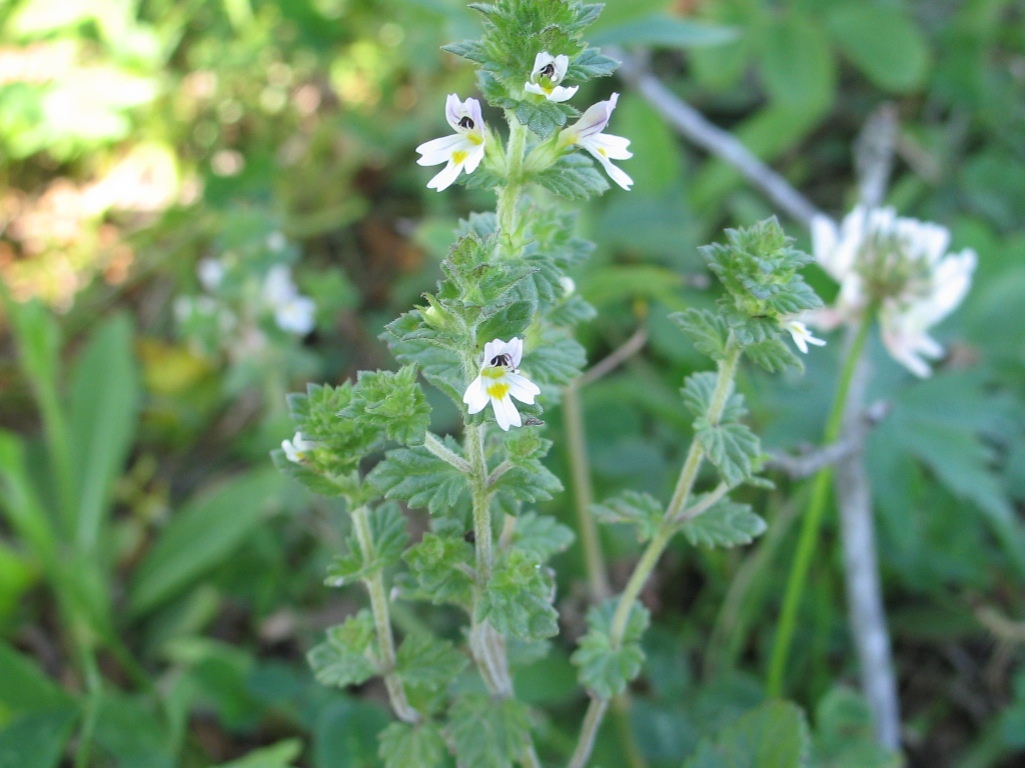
[286,382,383,474]
[670,309,730,361]
[382,311,466,405]
[403,532,476,607]
[490,459,563,504]
[682,498,766,548]
[512,513,574,561]
[325,503,409,587]
[812,687,902,768]
[478,299,535,343]
[523,327,586,390]
[369,443,469,516]
[308,610,378,688]
[695,420,762,486]
[515,99,576,140]
[565,47,618,79]
[379,722,447,768]
[342,365,431,446]
[682,700,810,768]
[591,490,664,542]
[743,337,803,374]
[535,153,610,201]
[449,693,531,768]
[478,549,558,641]
[571,599,649,699]
[396,632,468,693]
[681,372,747,423]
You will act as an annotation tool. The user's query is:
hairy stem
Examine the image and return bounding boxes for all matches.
[424,431,472,474]
[568,697,610,768]
[352,505,419,724]
[496,118,527,257]
[767,317,872,696]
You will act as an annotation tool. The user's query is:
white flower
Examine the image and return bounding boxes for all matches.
[781,318,826,354]
[262,264,317,335]
[524,52,578,103]
[415,94,487,191]
[462,337,541,431]
[811,206,976,377]
[197,258,225,292]
[559,93,633,190]
[267,231,287,252]
[282,431,313,463]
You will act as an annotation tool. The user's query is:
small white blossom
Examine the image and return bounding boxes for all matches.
[781,318,826,354]
[262,264,317,335]
[524,52,578,103]
[462,337,541,431]
[197,258,225,292]
[559,276,576,297]
[559,93,633,190]
[811,206,976,377]
[282,431,313,463]
[415,94,487,191]
[267,230,287,252]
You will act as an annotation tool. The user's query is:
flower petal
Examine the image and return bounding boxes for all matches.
[427,160,463,191]
[531,51,554,79]
[492,395,521,431]
[546,84,578,103]
[416,133,467,164]
[463,375,489,413]
[505,371,540,404]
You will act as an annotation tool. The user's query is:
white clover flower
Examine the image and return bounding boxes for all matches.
[262,264,317,335]
[281,431,313,463]
[781,317,826,354]
[524,52,578,103]
[415,94,487,191]
[462,337,541,431]
[811,205,976,377]
[197,258,225,292]
[558,93,633,190]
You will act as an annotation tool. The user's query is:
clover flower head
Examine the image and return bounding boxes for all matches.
[559,93,633,190]
[524,52,578,103]
[811,206,976,376]
[415,94,487,191]
[262,265,316,336]
[462,337,541,431]
[282,431,313,463]
[781,317,826,354]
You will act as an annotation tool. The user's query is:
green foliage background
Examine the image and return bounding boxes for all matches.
[0,0,1023,766]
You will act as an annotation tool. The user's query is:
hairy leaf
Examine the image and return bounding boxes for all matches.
[369,443,469,516]
[696,419,762,486]
[571,599,650,698]
[325,503,409,587]
[591,490,664,542]
[682,498,766,548]
[308,610,378,688]
[478,549,558,641]
[449,693,531,768]
[379,722,447,768]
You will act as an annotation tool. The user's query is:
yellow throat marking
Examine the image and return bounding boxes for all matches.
[486,382,510,400]
[452,149,468,164]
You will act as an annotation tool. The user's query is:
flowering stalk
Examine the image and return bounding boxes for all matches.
[766,315,872,697]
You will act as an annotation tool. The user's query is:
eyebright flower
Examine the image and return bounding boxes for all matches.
[281,431,313,463]
[558,93,633,190]
[263,265,317,335]
[811,206,976,377]
[524,52,578,103]
[415,94,487,192]
[462,337,541,431]
[781,317,826,354]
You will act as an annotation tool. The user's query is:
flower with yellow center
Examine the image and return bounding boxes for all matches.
[558,93,633,190]
[524,52,578,103]
[415,94,487,191]
[462,337,541,431]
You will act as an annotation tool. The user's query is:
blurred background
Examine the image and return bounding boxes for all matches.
[1,0,1024,766]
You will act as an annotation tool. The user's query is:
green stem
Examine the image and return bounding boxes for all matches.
[73,638,102,768]
[496,118,528,258]
[766,318,872,697]
[352,505,419,723]
[563,382,611,602]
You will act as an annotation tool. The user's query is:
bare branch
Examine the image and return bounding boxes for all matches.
[609,47,823,230]
[577,326,648,388]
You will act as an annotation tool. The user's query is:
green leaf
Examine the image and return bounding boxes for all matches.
[565,47,618,80]
[534,153,609,201]
[514,99,575,140]
[477,299,535,344]
[591,490,664,542]
[490,456,563,505]
[129,470,284,615]
[341,366,431,446]
[478,549,558,641]
[92,691,174,768]
[825,3,930,94]
[670,309,729,361]
[68,313,139,553]
[522,327,586,390]
[743,338,803,374]
[396,633,468,693]
[695,420,762,486]
[379,722,447,768]
[681,372,747,423]
[0,431,57,568]
[308,610,378,688]
[682,700,810,768]
[286,382,384,475]
[512,513,574,561]
[0,707,78,768]
[211,740,302,768]
[812,687,901,768]
[383,311,466,405]
[271,450,355,498]
[449,693,531,768]
[571,599,649,699]
[591,15,737,49]
[403,532,476,607]
[0,642,74,713]
[325,503,409,587]
[682,498,766,548]
[760,15,835,114]
[369,443,469,516]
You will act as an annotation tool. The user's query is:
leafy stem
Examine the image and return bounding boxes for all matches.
[496,117,528,257]
[351,505,420,724]
[766,315,873,697]
[424,431,472,474]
